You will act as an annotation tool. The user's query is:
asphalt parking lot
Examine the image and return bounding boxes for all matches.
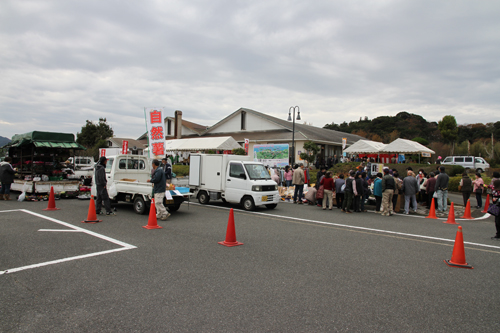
[1,196,500,332]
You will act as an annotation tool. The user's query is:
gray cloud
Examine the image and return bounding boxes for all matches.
[1,0,499,139]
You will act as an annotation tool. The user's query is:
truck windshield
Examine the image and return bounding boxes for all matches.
[105,158,114,173]
[244,164,271,180]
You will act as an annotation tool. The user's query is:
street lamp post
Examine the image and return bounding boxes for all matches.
[288,106,301,166]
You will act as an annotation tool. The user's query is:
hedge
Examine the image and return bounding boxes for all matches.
[172,164,189,177]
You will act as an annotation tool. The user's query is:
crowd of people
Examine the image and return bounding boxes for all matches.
[273,163,500,218]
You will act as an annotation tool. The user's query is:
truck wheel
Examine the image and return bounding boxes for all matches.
[198,191,210,204]
[169,204,181,212]
[476,168,483,173]
[265,203,277,209]
[133,196,147,215]
[242,196,255,211]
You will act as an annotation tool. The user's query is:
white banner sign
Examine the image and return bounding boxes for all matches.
[145,107,165,158]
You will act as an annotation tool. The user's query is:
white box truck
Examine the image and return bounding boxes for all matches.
[189,154,280,210]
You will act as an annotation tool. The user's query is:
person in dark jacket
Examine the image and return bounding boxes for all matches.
[148,159,169,220]
[459,172,473,206]
[392,171,402,212]
[354,173,364,212]
[95,156,115,215]
[402,170,419,214]
[360,172,369,212]
[0,157,16,200]
[161,157,172,184]
[381,168,395,216]
[435,166,450,212]
[335,174,345,209]
[426,172,437,209]
[342,170,357,213]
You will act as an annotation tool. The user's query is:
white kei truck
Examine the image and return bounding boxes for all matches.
[188,154,280,211]
[91,154,190,214]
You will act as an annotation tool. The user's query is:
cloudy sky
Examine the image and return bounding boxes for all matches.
[1,0,499,140]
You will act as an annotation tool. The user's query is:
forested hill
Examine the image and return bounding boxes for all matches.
[0,136,11,147]
[323,112,440,143]
[323,111,500,144]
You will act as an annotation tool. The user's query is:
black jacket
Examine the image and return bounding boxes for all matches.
[0,162,15,184]
[94,163,107,186]
[355,178,363,196]
[162,162,172,179]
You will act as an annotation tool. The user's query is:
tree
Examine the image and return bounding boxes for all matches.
[77,118,114,148]
[299,141,320,167]
[232,148,246,155]
[76,118,114,160]
[438,115,458,155]
[412,137,429,146]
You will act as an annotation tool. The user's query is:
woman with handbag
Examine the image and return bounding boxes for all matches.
[472,173,485,209]
[489,180,500,240]
[459,172,473,206]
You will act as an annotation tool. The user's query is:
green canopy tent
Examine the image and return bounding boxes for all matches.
[3,131,86,180]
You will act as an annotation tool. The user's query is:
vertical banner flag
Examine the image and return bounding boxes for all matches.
[100,149,106,157]
[122,140,129,155]
[145,107,165,158]
[342,138,347,150]
[244,138,249,155]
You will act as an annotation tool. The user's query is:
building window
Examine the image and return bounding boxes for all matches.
[108,141,113,147]
[241,111,246,130]
[167,119,172,136]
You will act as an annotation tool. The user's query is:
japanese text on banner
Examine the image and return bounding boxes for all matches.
[122,140,128,155]
[145,108,165,158]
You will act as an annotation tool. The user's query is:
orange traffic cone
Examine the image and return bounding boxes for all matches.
[482,194,490,213]
[461,199,473,220]
[444,226,473,269]
[82,195,102,223]
[218,208,243,247]
[43,186,61,211]
[426,198,437,219]
[143,198,162,229]
[443,202,459,224]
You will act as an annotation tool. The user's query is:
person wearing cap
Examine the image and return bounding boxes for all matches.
[95,156,115,215]
[161,157,172,184]
[148,159,170,220]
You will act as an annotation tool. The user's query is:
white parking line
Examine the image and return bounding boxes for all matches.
[192,203,500,250]
[0,209,137,275]
[38,229,82,232]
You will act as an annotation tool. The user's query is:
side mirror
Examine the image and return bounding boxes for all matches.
[239,173,246,180]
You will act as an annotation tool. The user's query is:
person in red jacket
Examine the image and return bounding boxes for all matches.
[320,171,335,210]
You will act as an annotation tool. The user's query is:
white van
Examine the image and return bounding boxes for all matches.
[68,156,95,169]
[441,156,490,173]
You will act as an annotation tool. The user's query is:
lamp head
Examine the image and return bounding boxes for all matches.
[296,111,301,121]
[287,112,292,121]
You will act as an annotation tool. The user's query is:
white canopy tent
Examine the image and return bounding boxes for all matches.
[379,138,435,163]
[379,138,435,154]
[164,136,242,152]
[343,140,386,154]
